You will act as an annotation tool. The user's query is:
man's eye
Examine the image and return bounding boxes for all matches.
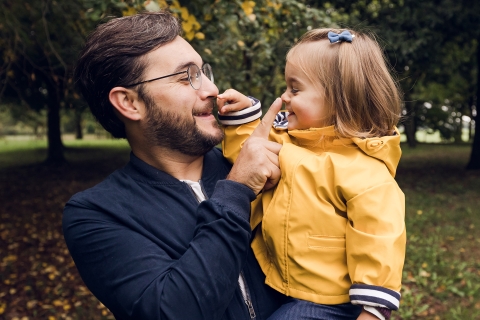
[179,77,190,82]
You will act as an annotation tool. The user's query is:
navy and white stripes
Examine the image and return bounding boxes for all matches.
[350,284,401,310]
[273,111,289,130]
[218,97,262,125]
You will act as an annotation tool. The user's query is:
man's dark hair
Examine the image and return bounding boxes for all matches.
[74,11,182,138]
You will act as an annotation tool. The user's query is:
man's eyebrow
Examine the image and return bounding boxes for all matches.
[173,61,203,73]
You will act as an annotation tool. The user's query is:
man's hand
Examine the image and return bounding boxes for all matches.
[217,89,252,115]
[227,98,283,194]
[357,310,380,320]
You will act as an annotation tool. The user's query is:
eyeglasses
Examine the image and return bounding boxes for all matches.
[124,63,214,90]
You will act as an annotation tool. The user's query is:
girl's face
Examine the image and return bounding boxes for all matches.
[281,60,327,130]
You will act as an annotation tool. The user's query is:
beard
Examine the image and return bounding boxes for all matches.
[142,94,224,157]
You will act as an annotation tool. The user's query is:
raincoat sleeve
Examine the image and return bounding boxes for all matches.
[218,97,262,163]
[346,181,406,311]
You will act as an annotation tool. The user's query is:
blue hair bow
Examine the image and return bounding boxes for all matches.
[328,30,354,43]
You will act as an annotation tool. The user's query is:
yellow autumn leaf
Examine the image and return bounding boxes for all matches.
[189,15,200,30]
[182,15,200,34]
[0,303,6,315]
[26,300,37,309]
[182,20,193,33]
[122,7,137,17]
[179,7,189,21]
[170,0,181,9]
[204,48,212,55]
[195,32,205,40]
[3,255,17,263]
[237,40,245,47]
[185,30,195,41]
[48,316,55,320]
[241,1,256,16]
[204,14,212,21]
[266,0,282,10]
[52,300,63,307]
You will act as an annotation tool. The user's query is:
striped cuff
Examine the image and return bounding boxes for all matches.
[349,284,400,310]
[273,111,289,130]
[218,96,261,125]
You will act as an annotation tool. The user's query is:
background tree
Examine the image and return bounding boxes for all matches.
[309,0,479,169]
[1,0,478,168]
[0,0,123,163]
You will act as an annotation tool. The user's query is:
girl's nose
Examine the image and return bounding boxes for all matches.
[280,91,290,104]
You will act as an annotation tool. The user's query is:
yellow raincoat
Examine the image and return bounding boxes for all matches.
[222,121,406,306]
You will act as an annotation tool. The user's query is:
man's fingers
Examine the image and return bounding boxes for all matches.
[264,148,280,168]
[263,165,281,191]
[251,97,282,139]
[263,140,282,155]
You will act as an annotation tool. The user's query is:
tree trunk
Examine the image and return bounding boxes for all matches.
[453,121,463,143]
[46,96,65,164]
[403,100,417,148]
[75,108,83,140]
[466,40,480,170]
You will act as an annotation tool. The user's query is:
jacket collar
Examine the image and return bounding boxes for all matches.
[124,148,229,194]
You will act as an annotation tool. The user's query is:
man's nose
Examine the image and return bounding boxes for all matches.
[199,74,219,99]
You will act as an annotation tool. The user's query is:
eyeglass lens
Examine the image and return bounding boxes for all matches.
[188,64,214,90]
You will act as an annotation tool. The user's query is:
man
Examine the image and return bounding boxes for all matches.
[63,11,285,320]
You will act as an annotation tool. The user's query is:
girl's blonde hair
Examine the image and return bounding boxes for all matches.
[287,28,401,138]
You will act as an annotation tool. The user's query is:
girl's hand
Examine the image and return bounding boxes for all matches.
[357,310,380,320]
[217,89,252,115]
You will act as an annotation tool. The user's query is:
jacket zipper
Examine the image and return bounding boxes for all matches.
[239,272,256,319]
[184,180,256,319]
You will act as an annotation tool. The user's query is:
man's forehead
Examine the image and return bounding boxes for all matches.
[144,36,203,73]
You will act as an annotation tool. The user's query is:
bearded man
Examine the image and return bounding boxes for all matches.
[63,11,284,320]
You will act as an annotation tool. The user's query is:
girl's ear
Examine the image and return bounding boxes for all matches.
[109,87,143,121]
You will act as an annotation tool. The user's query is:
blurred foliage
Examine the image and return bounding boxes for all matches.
[308,0,478,144]
[0,0,478,149]
[117,0,331,108]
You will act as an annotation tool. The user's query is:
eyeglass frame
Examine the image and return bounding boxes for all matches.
[124,63,213,89]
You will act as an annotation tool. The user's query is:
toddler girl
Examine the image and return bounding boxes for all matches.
[217,29,406,320]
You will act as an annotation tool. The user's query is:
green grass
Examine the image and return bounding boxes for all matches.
[0,138,130,169]
[394,143,480,319]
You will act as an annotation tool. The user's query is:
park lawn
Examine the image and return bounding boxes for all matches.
[394,144,480,319]
[0,140,479,319]
[0,139,130,169]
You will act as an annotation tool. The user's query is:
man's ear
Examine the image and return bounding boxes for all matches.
[109,87,143,121]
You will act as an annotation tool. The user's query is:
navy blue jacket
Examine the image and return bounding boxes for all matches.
[63,149,285,319]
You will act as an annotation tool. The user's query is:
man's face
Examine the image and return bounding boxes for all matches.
[138,36,223,156]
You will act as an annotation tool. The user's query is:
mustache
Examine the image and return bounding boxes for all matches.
[192,98,215,115]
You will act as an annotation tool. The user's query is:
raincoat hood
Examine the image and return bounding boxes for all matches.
[288,125,402,177]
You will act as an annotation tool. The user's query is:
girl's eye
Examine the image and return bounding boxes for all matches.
[291,88,299,94]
